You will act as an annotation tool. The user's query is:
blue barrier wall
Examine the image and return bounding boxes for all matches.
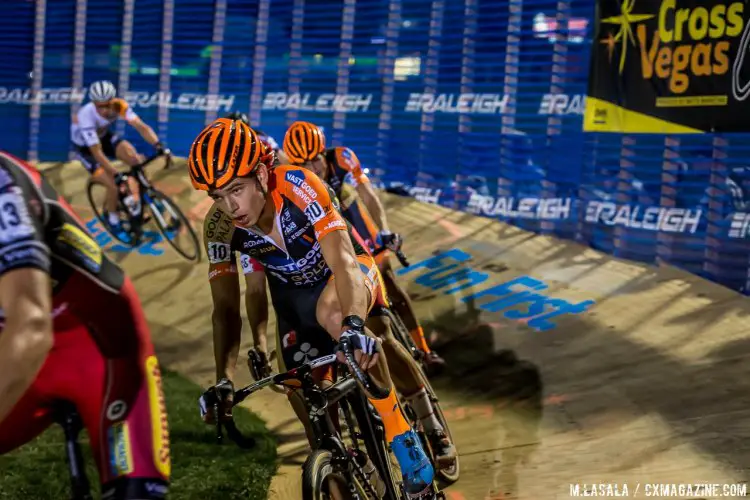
[1,0,749,294]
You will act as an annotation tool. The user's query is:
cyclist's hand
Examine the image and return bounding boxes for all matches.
[247,348,272,381]
[376,230,403,252]
[198,378,234,424]
[336,329,380,371]
[155,142,172,157]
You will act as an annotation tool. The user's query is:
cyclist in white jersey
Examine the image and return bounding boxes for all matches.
[71,80,169,232]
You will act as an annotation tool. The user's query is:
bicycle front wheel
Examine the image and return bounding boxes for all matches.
[86,180,139,246]
[302,449,366,500]
[145,189,201,262]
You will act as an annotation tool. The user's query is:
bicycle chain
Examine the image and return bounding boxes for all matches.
[349,452,380,500]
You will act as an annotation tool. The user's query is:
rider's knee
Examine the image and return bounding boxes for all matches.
[116,141,140,165]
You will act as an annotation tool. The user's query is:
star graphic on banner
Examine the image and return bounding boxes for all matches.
[600,31,617,63]
[600,0,654,73]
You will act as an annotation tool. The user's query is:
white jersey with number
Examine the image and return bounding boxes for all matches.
[71,100,138,148]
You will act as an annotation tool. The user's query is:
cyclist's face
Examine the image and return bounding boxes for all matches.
[303,154,327,179]
[209,176,266,228]
[94,101,115,118]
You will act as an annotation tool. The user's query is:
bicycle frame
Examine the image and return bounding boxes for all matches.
[52,401,94,500]
[227,351,398,498]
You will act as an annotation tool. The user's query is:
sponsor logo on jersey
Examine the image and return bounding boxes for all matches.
[108,421,134,477]
[145,356,171,478]
[324,219,345,231]
[56,222,103,273]
[282,330,297,348]
[242,237,267,250]
[205,208,233,240]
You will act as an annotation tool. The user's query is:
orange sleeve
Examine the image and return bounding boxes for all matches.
[334,147,369,186]
[112,98,129,117]
[278,167,348,240]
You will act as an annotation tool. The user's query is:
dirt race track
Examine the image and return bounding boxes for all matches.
[38,160,750,499]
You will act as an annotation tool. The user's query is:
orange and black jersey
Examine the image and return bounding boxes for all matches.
[205,166,367,289]
[323,147,369,202]
[322,147,381,252]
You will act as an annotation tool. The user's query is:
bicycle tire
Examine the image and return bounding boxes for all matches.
[385,308,423,369]
[302,449,366,500]
[86,180,140,246]
[349,389,403,500]
[145,189,201,262]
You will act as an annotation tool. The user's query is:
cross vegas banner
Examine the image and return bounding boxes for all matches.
[584,0,750,133]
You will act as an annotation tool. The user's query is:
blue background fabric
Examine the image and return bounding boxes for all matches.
[2,0,749,293]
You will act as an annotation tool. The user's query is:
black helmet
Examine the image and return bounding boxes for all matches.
[225,111,249,126]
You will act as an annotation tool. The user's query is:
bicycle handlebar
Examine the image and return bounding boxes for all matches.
[337,337,390,399]
[130,152,170,172]
[372,245,410,268]
[219,340,390,447]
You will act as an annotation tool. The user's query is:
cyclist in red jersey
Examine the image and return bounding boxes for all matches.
[283,121,446,373]
[189,118,435,497]
[0,151,170,499]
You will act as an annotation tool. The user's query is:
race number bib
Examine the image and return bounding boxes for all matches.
[0,189,35,244]
[208,242,231,264]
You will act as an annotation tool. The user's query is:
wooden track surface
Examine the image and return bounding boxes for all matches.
[39,161,750,499]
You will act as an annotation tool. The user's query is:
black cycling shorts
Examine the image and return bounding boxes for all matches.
[73,131,124,173]
[272,279,338,376]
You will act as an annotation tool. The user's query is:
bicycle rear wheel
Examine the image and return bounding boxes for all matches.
[411,370,460,485]
[386,310,459,484]
[144,189,201,261]
[385,308,423,369]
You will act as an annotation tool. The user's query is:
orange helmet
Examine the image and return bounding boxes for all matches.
[283,121,326,164]
[188,117,265,191]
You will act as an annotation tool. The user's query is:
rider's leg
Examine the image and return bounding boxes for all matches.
[69,275,170,499]
[368,308,456,467]
[77,143,119,221]
[92,167,121,217]
[115,139,145,167]
[380,259,430,353]
[316,256,434,494]
[115,140,144,204]
[368,311,444,431]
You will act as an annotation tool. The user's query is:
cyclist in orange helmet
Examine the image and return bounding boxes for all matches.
[189,118,436,497]
[283,121,446,374]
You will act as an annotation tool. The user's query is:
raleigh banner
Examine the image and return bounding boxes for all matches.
[585,0,750,133]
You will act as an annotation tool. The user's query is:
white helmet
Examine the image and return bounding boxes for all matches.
[88,80,117,102]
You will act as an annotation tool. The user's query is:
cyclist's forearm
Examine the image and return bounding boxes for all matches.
[335,258,369,326]
[136,123,160,146]
[0,325,52,422]
[245,291,268,354]
[92,149,117,175]
[212,309,242,382]
[359,185,390,232]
